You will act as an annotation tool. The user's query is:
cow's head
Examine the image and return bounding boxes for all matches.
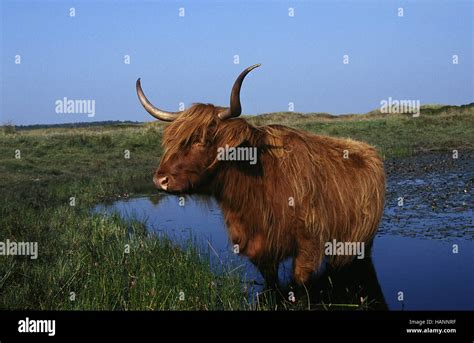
[136,64,261,194]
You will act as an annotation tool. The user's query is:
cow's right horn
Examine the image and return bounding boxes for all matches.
[136,78,181,122]
[218,64,261,120]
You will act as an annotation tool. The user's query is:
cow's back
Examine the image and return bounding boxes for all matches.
[261,125,385,266]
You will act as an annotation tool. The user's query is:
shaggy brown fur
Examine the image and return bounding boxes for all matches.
[156,104,385,285]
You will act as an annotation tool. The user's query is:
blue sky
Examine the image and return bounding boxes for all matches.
[1,0,472,125]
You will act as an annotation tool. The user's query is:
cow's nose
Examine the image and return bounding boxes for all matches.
[156,176,168,190]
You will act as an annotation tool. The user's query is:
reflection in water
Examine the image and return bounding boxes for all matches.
[302,257,387,310]
[259,256,388,310]
[94,193,474,311]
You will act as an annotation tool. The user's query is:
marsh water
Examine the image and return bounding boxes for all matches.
[94,154,474,310]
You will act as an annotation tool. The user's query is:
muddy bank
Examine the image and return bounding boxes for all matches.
[381,152,473,240]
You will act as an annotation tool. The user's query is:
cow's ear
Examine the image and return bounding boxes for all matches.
[215,123,254,149]
[224,136,249,149]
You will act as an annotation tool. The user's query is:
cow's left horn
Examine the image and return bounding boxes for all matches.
[218,64,261,120]
[136,78,181,122]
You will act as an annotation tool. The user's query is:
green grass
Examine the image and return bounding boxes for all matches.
[0,103,473,310]
[0,126,251,310]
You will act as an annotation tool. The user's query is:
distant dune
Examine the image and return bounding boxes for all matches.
[3,102,473,131]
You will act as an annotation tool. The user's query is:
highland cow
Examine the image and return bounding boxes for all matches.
[136,64,385,286]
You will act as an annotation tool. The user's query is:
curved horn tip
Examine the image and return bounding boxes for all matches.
[247,64,261,71]
[136,78,142,90]
[218,64,261,121]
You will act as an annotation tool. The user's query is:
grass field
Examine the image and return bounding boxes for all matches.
[0,103,472,310]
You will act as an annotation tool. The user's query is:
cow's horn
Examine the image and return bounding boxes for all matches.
[218,64,261,120]
[136,78,181,122]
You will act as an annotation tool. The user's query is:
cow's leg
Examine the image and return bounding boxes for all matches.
[364,237,374,257]
[257,260,279,289]
[227,223,248,253]
[242,233,279,288]
[293,239,322,285]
